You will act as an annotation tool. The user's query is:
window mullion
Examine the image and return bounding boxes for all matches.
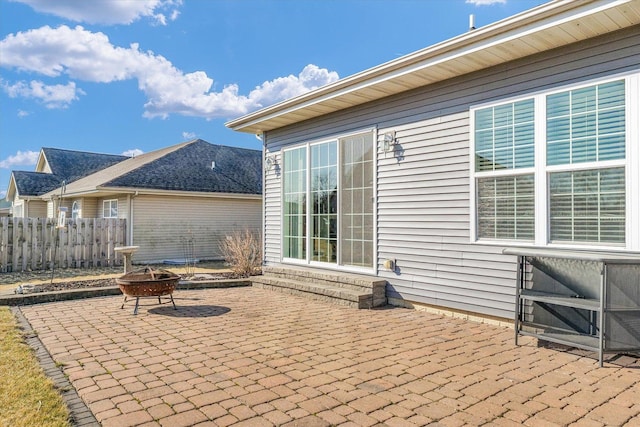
[535,93,548,246]
[305,146,311,262]
[627,74,640,250]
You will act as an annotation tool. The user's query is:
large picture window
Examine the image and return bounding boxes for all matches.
[282,131,374,268]
[472,75,638,248]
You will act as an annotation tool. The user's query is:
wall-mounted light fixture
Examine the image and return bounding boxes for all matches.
[383,258,396,271]
[380,131,397,152]
[265,155,278,172]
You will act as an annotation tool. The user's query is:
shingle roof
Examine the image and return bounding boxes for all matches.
[42,147,128,182]
[105,139,262,194]
[12,170,70,196]
[11,148,128,197]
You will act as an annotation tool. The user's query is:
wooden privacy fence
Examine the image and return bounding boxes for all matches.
[0,217,127,273]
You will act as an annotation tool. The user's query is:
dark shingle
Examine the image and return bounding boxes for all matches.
[11,148,129,197]
[12,171,65,196]
[105,140,262,194]
[42,147,128,182]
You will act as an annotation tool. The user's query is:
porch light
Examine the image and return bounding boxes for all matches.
[265,155,278,172]
[381,131,396,152]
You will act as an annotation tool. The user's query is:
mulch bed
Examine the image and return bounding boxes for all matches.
[14,273,236,295]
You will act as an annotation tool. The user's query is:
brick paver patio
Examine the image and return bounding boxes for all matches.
[18,288,640,426]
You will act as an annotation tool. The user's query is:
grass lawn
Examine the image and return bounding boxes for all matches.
[0,307,70,427]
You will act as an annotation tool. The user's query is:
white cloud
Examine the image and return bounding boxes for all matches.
[17,109,30,117]
[466,0,506,5]
[0,25,340,119]
[2,78,84,108]
[122,149,144,157]
[0,150,39,169]
[182,131,196,140]
[11,0,183,26]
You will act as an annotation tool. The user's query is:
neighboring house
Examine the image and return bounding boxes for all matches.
[7,139,262,263]
[6,147,127,218]
[227,0,640,320]
[0,200,11,217]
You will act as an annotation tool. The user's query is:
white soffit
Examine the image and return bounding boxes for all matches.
[226,0,640,134]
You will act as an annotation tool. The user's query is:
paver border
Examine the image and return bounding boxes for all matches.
[11,307,100,427]
[0,279,251,306]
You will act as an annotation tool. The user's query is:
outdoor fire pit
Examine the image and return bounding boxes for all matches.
[117,267,180,315]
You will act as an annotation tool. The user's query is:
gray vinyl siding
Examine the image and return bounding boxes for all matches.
[262,26,640,319]
[131,195,261,263]
[264,150,282,264]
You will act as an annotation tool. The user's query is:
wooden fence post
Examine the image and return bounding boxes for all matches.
[0,218,9,272]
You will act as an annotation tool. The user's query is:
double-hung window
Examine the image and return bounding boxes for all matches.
[103,199,118,218]
[282,130,374,269]
[471,73,639,249]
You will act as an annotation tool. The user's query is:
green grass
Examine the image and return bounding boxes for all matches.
[0,307,70,427]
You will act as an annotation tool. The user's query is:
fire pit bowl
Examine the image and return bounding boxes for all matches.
[117,267,180,314]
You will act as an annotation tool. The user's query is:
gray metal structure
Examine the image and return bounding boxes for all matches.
[505,247,640,366]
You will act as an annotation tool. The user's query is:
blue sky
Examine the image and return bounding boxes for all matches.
[0,0,546,199]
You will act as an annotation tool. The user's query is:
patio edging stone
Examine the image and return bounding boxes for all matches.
[0,279,251,306]
[11,307,100,427]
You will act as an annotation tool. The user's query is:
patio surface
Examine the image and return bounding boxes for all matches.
[18,287,640,426]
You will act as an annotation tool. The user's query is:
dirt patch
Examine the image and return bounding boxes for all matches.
[0,262,235,295]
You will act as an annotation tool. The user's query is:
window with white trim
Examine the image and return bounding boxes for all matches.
[72,201,80,219]
[282,130,374,268]
[103,199,118,218]
[471,74,639,249]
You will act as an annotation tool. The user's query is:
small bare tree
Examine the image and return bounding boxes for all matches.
[220,228,262,278]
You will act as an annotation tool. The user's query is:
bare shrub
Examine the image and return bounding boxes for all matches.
[220,228,262,278]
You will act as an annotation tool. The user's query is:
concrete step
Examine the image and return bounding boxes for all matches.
[253,265,387,309]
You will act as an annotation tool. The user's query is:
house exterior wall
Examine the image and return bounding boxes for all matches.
[46,200,73,219]
[27,200,47,218]
[12,195,47,218]
[262,26,640,319]
[130,194,261,263]
[82,198,99,219]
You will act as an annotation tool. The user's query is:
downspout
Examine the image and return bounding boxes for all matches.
[260,132,267,266]
[128,192,138,245]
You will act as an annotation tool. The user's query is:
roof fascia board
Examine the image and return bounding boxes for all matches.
[55,187,261,200]
[226,0,628,132]
[6,174,17,201]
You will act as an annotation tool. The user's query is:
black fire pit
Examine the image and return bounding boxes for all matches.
[117,267,180,314]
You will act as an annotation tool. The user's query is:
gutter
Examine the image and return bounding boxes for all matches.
[225,0,633,133]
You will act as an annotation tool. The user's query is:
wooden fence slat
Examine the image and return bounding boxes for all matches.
[0,218,9,273]
[0,218,126,272]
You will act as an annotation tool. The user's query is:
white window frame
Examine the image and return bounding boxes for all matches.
[103,199,118,219]
[72,201,80,219]
[281,128,377,273]
[470,71,640,251]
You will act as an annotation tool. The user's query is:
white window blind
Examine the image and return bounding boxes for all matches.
[547,80,625,165]
[471,74,638,249]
